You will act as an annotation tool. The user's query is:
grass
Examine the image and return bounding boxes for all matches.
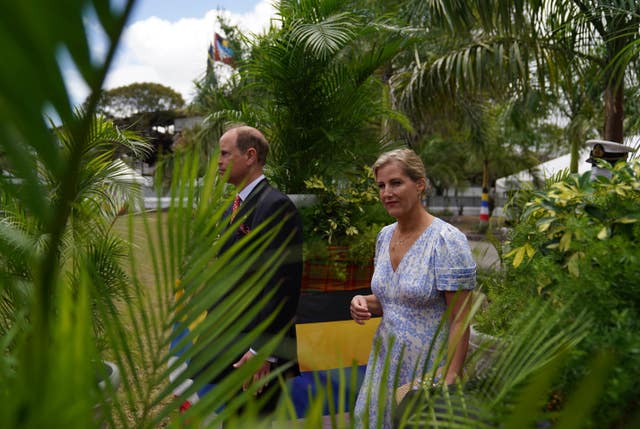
[110,211,172,428]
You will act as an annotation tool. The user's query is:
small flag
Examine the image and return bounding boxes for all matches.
[214,33,234,66]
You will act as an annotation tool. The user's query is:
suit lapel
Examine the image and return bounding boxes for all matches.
[242,179,269,209]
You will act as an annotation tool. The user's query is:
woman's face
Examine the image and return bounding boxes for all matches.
[375,160,425,218]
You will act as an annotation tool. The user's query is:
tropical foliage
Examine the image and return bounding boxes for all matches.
[484,160,640,426]
[395,0,640,172]
[200,0,413,193]
[0,111,150,337]
[1,0,637,428]
[301,167,385,245]
[0,1,288,428]
[192,0,640,201]
[299,167,391,284]
[397,302,599,429]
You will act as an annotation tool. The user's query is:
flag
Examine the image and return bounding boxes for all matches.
[214,32,234,66]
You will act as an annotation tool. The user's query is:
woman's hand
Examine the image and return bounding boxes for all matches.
[350,294,372,325]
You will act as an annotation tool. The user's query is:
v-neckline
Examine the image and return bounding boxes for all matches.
[388,220,436,273]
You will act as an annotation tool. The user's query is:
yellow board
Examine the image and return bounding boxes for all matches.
[296,318,381,371]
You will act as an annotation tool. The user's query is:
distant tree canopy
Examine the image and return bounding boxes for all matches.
[90,82,186,166]
[94,82,185,118]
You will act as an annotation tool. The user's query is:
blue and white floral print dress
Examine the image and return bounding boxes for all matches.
[354,218,476,429]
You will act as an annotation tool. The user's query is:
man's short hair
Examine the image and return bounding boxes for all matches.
[228,125,269,165]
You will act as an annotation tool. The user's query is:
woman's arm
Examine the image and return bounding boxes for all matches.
[443,290,472,384]
[350,294,382,325]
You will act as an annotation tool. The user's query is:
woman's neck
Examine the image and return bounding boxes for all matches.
[396,208,433,234]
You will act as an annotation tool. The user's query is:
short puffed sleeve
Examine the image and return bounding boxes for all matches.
[434,224,476,291]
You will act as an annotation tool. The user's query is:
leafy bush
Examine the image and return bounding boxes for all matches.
[298,168,390,285]
[299,166,392,263]
[300,167,387,245]
[496,161,640,427]
[473,267,531,338]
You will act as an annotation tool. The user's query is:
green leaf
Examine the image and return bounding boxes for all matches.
[566,252,581,277]
[554,352,613,429]
[508,246,525,268]
[584,204,606,221]
[525,243,536,259]
[536,217,554,233]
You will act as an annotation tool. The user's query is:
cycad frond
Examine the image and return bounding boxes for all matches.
[95,148,296,428]
[395,302,592,428]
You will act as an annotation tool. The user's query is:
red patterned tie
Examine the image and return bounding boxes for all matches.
[230,194,241,222]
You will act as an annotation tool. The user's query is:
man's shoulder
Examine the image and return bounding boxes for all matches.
[257,182,292,203]
[252,182,297,213]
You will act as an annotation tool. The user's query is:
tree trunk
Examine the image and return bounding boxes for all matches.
[567,116,583,174]
[569,133,580,173]
[603,80,624,143]
[482,160,489,193]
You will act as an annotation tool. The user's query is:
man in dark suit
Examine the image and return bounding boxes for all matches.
[216,125,303,412]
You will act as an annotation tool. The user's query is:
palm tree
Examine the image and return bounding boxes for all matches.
[202,0,413,193]
[397,0,640,168]
[0,112,150,337]
[394,302,613,429]
[0,1,292,427]
[0,1,620,427]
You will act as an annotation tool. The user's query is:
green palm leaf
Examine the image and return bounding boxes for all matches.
[0,2,188,427]
[395,302,593,428]
[95,149,297,428]
[203,0,411,193]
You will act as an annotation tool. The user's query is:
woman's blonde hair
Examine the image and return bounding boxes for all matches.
[373,148,427,182]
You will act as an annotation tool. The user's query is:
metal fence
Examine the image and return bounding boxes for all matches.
[425,195,485,216]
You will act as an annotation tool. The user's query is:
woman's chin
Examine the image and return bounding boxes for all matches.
[385,208,402,218]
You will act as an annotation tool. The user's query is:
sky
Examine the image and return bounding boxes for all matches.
[67,0,276,106]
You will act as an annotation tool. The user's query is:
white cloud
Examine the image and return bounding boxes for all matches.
[108,15,209,101]
[69,0,277,106]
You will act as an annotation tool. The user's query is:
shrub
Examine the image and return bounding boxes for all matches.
[299,167,388,245]
[298,168,390,288]
[498,161,640,427]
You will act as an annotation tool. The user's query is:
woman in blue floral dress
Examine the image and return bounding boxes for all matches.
[350,149,476,428]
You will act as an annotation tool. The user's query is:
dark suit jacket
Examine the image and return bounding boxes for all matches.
[212,178,303,383]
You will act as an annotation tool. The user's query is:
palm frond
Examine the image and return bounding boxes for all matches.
[395,302,592,428]
[91,148,301,428]
[289,13,358,61]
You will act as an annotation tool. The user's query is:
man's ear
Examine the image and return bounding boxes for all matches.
[245,147,257,164]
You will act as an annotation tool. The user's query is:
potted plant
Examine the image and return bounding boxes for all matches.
[299,167,391,292]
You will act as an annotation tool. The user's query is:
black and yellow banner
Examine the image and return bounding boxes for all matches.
[290,288,379,416]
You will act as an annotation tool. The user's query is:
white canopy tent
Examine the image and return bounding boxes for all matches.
[495,135,639,207]
[495,150,591,197]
